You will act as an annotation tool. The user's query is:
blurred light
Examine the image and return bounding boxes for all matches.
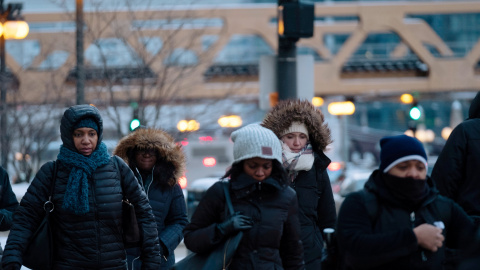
[130,119,141,131]
[14,152,22,161]
[409,107,421,120]
[178,176,187,189]
[328,162,343,171]
[404,129,414,137]
[400,94,414,104]
[203,157,217,167]
[180,140,189,146]
[328,101,355,115]
[441,127,452,140]
[218,115,242,128]
[24,154,31,161]
[415,129,435,143]
[177,120,200,132]
[199,136,213,141]
[277,6,284,36]
[4,21,29,40]
[312,97,324,107]
[270,92,279,108]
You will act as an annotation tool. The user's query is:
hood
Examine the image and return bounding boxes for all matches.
[261,99,332,153]
[468,91,480,119]
[113,128,186,186]
[60,104,103,152]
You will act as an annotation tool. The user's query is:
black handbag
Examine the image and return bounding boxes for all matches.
[113,156,141,248]
[122,197,140,248]
[172,181,243,270]
[23,161,57,270]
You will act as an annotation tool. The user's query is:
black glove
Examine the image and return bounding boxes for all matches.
[2,262,21,270]
[217,213,253,236]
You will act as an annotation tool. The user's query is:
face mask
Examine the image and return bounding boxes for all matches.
[382,173,429,208]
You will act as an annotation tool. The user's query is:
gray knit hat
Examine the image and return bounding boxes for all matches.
[231,124,282,164]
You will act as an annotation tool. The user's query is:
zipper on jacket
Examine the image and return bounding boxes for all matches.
[411,212,427,262]
[91,177,101,264]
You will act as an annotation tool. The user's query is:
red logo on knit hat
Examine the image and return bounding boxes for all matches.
[262,147,273,156]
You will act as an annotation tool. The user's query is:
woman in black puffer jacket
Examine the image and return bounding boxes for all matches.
[1,105,161,270]
[262,100,337,270]
[183,124,305,270]
[114,127,188,270]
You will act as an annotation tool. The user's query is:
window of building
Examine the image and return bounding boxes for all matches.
[6,40,41,69]
[139,37,163,55]
[85,38,141,67]
[164,48,198,66]
[132,18,223,30]
[28,21,78,33]
[202,35,219,51]
[37,50,70,70]
[297,46,322,61]
[214,34,274,65]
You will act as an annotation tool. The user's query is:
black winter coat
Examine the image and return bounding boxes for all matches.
[131,172,188,269]
[184,175,305,270]
[290,153,336,269]
[432,119,480,220]
[0,167,19,231]
[2,157,162,269]
[337,171,476,270]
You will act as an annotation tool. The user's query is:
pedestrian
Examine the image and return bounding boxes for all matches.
[337,134,476,270]
[183,124,305,270]
[261,99,336,270]
[0,167,19,257]
[432,91,480,225]
[114,127,188,269]
[1,104,161,269]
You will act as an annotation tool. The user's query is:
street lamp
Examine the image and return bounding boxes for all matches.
[0,0,29,168]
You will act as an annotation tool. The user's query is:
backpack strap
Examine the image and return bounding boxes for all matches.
[361,189,379,227]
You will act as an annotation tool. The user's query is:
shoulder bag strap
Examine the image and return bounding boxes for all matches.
[44,161,57,213]
[222,181,234,216]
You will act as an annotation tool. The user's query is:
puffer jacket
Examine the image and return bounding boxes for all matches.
[0,166,19,231]
[114,128,188,270]
[291,153,336,267]
[184,175,305,270]
[432,92,480,221]
[2,105,161,269]
[262,99,336,269]
[337,170,476,270]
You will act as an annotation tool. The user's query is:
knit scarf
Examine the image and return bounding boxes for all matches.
[57,142,110,215]
[281,141,314,182]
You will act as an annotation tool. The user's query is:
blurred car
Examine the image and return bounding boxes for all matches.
[185,176,222,221]
[331,167,372,214]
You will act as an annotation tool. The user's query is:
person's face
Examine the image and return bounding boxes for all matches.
[387,160,427,180]
[281,132,308,153]
[73,127,98,156]
[135,149,157,171]
[243,157,273,182]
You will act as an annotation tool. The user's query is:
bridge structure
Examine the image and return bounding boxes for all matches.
[9,1,480,105]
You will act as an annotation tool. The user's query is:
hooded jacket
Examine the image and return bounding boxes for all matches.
[0,167,18,231]
[114,128,188,269]
[262,100,336,269]
[184,174,304,270]
[337,170,475,270]
[2,105,161,269]
[432,92,480,221]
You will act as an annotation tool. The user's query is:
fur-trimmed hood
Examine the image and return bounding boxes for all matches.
[261,99,332,153]
[113,128,186,186]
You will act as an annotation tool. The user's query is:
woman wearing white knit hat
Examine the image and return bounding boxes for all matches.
[262,100,336,270]
[183,124,305,270]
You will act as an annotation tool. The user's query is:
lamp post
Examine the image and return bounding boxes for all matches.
[0,0,29,169]
[76,0,84,105]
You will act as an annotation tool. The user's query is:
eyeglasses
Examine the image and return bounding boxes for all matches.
[136,149,157,157]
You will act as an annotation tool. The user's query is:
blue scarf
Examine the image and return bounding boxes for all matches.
[57,142,110,215]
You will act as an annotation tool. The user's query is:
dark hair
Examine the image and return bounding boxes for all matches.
[221,159,288,187]
[126,147,175,187]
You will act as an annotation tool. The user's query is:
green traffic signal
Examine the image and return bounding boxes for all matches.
[409,106,421,120]
[130,119,141,131]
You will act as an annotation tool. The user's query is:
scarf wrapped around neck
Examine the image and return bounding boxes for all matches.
[57,142,110,215]
[281,141,314,182]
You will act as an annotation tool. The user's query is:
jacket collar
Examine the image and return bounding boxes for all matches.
[230,173,284,198]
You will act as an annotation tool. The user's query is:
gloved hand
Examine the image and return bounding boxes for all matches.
[2,262,21,270]
[217,212,253,236]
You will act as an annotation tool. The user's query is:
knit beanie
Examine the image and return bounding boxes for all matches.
[280,121,309,138]
[379,135,427,173]
[231,124,282,164]
[74,118,99,133]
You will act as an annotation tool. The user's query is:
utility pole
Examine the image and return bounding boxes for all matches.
[76,0,85,105]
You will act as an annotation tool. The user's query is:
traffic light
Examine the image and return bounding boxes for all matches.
[130,118,141,131]
[409,102,421,121]
[278,1,314,39]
